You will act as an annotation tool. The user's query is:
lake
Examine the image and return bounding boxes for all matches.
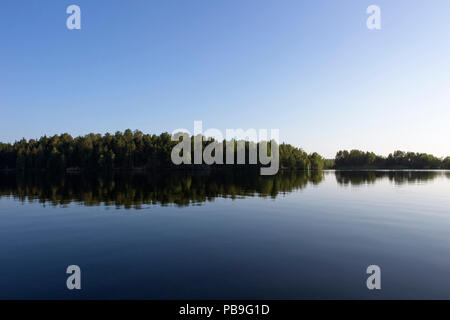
[1,170,450,299]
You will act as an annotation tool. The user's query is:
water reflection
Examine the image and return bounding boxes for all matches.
[1,170,449,209]
[335,170,449,186]
[0,170,324,209]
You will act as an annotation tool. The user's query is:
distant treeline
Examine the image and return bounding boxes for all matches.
[2,131,448,172]
[0,130,325,172]
[335,150,450,169]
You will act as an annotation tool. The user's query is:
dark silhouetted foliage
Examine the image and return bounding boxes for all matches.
[335,149,447,169]
[0,130,323,172]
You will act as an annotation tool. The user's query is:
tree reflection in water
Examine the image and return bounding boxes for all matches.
[334,170,448,186]
[0,169,323,209]
[0,170,448,209]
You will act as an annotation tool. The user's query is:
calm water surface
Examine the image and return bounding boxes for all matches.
[1,170,449,299]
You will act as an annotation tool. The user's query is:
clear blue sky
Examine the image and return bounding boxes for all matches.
[1,0,449,158]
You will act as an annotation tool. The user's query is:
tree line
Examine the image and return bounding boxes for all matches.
[0,130,325,172]
[335,150,450,169]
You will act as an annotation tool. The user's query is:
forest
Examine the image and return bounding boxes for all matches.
[335,150,450,169]
[0,130,325,172]
[1,130,449,172]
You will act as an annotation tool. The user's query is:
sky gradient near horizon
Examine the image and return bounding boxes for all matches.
[1,0,449,158]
